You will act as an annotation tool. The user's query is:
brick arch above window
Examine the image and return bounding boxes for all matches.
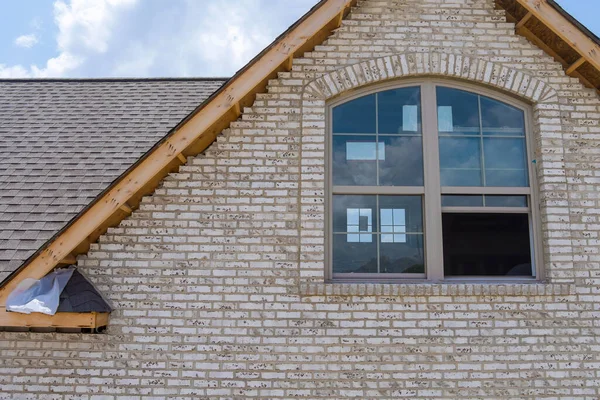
[303,52,558,105]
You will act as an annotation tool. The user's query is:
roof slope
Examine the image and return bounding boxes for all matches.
[0,78,225,281]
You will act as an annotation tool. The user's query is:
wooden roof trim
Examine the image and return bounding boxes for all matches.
[0,0,356,308]
[515,0,600,73]
[0,311,109,329]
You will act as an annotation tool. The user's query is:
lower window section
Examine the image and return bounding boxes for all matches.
[332,195,425,275]
[442,213,533,277]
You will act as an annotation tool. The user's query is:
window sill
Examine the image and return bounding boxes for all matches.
[299,281,574,297]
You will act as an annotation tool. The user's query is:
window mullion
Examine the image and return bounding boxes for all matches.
[422,82,444,281]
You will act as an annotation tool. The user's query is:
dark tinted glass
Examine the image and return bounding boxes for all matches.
[332,94,376,133]
[485,196,528,208]
[441,195,484,207]
[439,137,482,186]
[378,87,421,134]
[380,235,424,274]
[333,235,377,273]
[443,213,532,276]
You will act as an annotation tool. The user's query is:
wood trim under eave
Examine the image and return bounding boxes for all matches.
[0,0,356,304]
[0,310,110,329]
[516,0,600,73]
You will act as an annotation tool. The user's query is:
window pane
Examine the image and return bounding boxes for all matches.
[485,196,528,208]
[483,138,528,187]
[439,137,482,186]
[379,195,423,233]
[443,213,532,276]
[481,97,525,136]
[378,136,424,186]
[442,195,528,208]
[333,94,376,134]
[380,235,425,274]
[332,135,378,186]
[378,87,421,134]
[442,195,484,207]
[436,87,480,135]
[333,195,377,233]
[333,234,377,273]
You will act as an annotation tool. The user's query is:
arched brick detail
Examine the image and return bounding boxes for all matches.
[303,52,558,104]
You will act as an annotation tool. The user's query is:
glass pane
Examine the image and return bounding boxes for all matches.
[442,195,484,207]
[485,196,528,208]
[439,137,482,186]
[332,135,378,186]
[332,94,376,134]
[380,235,425,274]
[436,87,480,135]
[483,138,528,187]
[333,234,377,273]
[378,136,424,186]
[379,195,423,233]
[378,87,421,135]
[481,97,525,136]
[443,213,532,276]
[333,195,377,234]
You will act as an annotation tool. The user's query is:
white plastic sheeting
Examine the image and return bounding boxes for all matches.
[6,267,75,315]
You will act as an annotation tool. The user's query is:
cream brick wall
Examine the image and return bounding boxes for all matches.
[3,0,600,398]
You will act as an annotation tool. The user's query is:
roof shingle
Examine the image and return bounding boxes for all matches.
[0,78,226,281]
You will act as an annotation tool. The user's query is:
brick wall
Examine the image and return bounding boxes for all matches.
[2,0,600,398]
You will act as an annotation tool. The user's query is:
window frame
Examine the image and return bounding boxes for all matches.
[325,79,543,283]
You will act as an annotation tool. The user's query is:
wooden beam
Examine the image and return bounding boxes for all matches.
[517,25,599,91]
[0,310,109,328]
[232,102,242,117]
[566,56,586,76]
[120,203,132,214]
[515,11,533,30]
[58,254,77,265]
[516,0,600,72]
[176,153,187,164]
[0,0,356,302]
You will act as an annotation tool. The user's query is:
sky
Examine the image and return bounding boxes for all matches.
[0,0,597,79]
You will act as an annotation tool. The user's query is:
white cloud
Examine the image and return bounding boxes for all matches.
[0,0,139,78]
[0,0,317,78]
[14,34,39,49]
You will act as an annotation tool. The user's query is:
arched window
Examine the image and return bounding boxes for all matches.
[328,80,540,281]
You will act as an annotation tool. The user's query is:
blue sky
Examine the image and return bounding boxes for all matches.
[0,0,597,78]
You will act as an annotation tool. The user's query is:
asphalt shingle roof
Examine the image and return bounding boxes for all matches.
[0,78,226,281]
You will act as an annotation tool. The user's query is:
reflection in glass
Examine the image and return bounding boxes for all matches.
[333,94,376,133]
[333,136,377,186]
[347,208,373,243]
[439,137,482,186]
[380,235,424,274]
[483,138,528,187]
[346,141,385,161]
[378,87,422,134]
[442,195,484,207]
[333,195,377,234]
[333,235,377,273]
[436,87,480,134]
[485,196,528,208]
[381,208,406,243]
[437,86,529,188]
[332,195,424,275]
[378,136,424,186]
[481,96,525,136]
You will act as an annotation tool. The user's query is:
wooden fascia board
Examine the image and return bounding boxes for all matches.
[516,0,600,73]
[0,0,355,304]
[0,310,109,329]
